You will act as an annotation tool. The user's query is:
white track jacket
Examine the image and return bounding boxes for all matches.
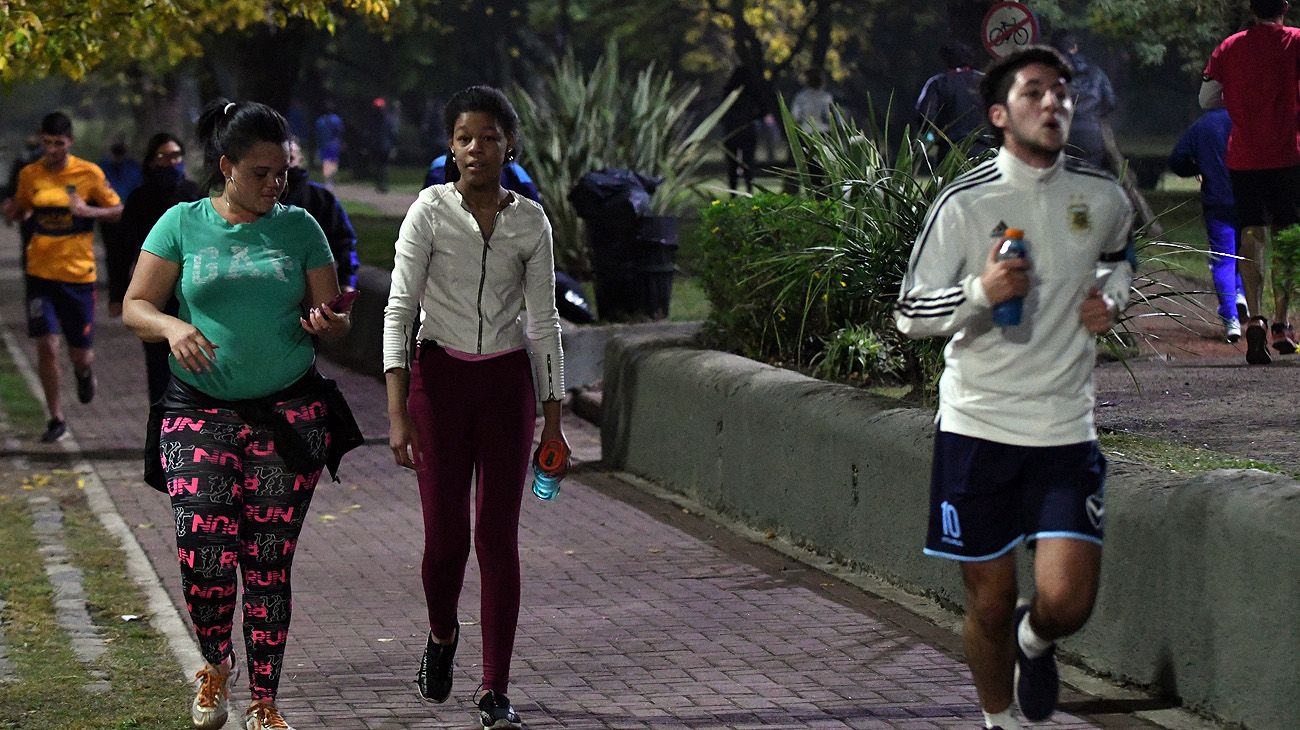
[384,183,565,401]
[895,148,1134,446]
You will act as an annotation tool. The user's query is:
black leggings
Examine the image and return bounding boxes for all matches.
[161,394,328,701]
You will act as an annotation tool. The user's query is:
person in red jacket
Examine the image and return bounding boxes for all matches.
[1200,0,1300,362]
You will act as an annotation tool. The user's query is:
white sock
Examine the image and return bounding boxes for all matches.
[983,707,1021,729]
[1017,610,1053,659]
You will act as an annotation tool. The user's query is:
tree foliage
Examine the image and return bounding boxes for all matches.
[1031,0,1250,72]
[0,0,393,83]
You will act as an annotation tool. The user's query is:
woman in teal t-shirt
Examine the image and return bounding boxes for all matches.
[122,99,349,730]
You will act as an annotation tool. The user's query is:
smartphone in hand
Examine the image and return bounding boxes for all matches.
[325,289,360,313]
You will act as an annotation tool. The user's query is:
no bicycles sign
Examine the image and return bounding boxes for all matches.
[982,1,1040,59]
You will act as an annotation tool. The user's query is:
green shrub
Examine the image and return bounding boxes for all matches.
[511,42,732,278]
[692,97,980,395]
[692,192,854,364]
[1273,224,1300,299]
[811,325,904,384]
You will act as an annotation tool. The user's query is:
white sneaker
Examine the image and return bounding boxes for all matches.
[1225,317,1242,343]
[191,660,238,729]
[245,700,295,729]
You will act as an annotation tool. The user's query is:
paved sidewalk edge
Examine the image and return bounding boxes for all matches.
[0,320,202,682]
[605,469,1223,730]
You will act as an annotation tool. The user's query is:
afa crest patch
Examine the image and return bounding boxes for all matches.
[1068,203,1091,232]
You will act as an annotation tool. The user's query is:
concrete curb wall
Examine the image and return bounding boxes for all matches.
[601,333,1300,730]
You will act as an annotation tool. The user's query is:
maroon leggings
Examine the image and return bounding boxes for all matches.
[408,343,536,693]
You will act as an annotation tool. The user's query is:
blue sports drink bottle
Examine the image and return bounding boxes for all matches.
[991,228,1026,327]
[530,439,568,501]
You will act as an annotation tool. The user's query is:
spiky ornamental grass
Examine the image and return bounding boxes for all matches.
[511,42,734,278]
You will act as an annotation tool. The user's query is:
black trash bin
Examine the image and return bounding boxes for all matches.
[570,169,679,321]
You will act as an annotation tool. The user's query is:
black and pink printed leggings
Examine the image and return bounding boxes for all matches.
[160,394,328,701]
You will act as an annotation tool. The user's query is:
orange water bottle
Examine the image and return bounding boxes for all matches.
[530,439,568,501]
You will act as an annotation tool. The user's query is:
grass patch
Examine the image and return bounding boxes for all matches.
[333,164,426,196]
[0,342,45,434]
[0,341,191,727]
[338,199,388,218]
[668,276,710,322]
[1100,429,1292,478]
[351,213,401,270]
[0,466,191,728]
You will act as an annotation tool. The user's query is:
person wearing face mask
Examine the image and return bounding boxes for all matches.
[384,85,567,730]
[109,132,204,403]
[123,99,361,730]
[280,137,358,290]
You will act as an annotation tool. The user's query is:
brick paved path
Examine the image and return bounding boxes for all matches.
[0,223,1161,729]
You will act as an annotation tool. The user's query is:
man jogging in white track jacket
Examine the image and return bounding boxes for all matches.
[895,47,1134,730]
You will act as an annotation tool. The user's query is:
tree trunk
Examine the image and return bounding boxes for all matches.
[811,0,834,71]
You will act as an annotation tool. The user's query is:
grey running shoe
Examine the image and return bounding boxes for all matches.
[478,689,522,729]
[1225,317,1241,344]
[244,700,294,729]
[191,660,238,729]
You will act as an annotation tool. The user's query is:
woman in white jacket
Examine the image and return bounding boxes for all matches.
[383,85,567,730]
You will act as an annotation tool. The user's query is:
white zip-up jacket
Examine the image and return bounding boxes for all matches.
[895,148,1134,446]
[383,183,565,400]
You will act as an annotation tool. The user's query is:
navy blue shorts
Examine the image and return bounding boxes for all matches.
[26,275,95,348]
[925,428,1106,562]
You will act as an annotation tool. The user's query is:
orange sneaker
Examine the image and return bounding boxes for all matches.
[191,660,238,729]
[244,700,294,730]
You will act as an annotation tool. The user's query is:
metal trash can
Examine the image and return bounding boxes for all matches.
[570,169,679,321]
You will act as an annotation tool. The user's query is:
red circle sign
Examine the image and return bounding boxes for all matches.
[981,2,1040,59]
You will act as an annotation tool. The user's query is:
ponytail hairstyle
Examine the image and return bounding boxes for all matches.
[195,99,290,192]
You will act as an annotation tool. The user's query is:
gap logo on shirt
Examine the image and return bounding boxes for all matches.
[188,244,296,284]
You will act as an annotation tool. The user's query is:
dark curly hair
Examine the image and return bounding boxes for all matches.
[194,99,289,191]
[443,85,520,146]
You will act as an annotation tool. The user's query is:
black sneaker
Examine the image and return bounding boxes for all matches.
[415,626,457,703]
[75,368,96,404]
[41,418,67,443]
[1271,322,1297,354]
[477,689,522,730]
[1013,603,1059,722]
[1246,320,1272,365]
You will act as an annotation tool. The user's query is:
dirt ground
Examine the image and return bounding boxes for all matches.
[1093,280,1300,475]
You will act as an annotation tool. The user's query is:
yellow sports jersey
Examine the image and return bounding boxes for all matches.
[14,155,121,283]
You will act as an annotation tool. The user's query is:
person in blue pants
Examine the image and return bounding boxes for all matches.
[1168,107,1248,344]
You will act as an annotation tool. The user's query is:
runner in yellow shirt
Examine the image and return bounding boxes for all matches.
[5,112,122,442]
